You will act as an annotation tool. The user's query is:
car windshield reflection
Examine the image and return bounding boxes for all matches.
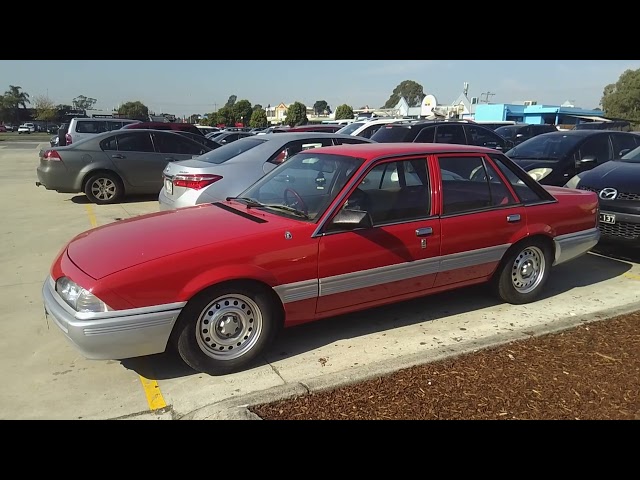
[507,133,582,160]
[237,152,364,221]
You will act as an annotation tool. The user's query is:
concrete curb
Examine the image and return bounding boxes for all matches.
[180,300,640,420]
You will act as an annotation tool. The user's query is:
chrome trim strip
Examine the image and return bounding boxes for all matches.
[320,257,441,297]
[275,243,511,303]
[439,244,509,272]
[273,279,318,303]
[83,317,176,336]
[553,227,600,266]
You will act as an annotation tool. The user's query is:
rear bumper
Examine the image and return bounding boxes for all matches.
[553,227,600,265]
[43,276,185,360]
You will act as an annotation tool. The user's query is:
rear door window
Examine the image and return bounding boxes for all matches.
[76,121,107,133]
[153,131,205,155]
[435,125,466,144]
[113,132,154,152]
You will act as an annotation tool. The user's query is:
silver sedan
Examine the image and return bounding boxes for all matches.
[159,132,374,210]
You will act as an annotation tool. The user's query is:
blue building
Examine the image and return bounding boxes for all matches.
[473,102,607,127]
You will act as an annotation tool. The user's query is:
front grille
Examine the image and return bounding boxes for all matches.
[599,221,640,240]
[579,186,640,201]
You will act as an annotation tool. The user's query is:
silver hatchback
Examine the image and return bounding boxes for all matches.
[159,132,374,210]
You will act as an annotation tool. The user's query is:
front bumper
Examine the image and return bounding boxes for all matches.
[598,210,640,243]
[43,276,185,360]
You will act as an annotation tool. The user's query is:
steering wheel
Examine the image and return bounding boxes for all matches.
[283,188,308,215]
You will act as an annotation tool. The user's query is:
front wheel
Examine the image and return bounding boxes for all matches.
[174,284,281,376]
[493,240,552,304]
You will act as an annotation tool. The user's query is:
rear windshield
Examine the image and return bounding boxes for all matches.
[197,136,267,164]
[370,125,413,142]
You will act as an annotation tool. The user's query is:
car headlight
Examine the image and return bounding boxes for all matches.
[528,168,553,182]
[564,174,582,189]
[55,277,112,313]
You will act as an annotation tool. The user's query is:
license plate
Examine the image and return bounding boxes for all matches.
[164,178,173,195]
[600,213,616,225]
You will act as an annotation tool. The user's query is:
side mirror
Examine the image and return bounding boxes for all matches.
[576,155,598,169]
[327,209,373,231]
[516,133,524,138]
[619,149,631,157]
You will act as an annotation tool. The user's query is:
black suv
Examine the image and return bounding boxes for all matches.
[494,124,558,146]
[370,120,513,151]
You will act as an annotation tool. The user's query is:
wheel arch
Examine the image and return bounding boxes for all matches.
[168,277,286,347]
[493,233,555,279]
[81,169,126,192]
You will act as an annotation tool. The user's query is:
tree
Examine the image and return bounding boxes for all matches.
[72,95,97,111]
[334,104,354,120]
[313,100,329,116]
[225,95,237,107]
[253,104,263,111]
[233,99,253,126]
[249,108,269,128]
[117,101,149,121]
[284,101,308,127]
[382,80,425,108]
[601,68,640,124]
[33,95,57,125]
[4,85,30,124]
[214,105,234,126]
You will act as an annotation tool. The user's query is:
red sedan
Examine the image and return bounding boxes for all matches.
[43,143,600,375]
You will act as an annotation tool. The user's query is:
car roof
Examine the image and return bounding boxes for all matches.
[254,132,374,141]
[304,142,498,159]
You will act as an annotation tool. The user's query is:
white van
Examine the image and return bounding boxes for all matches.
[65,118,141,145]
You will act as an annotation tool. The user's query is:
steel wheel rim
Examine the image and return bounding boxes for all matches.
[91,178,117,200]
[195,293,263,361]
[511,246,545,294]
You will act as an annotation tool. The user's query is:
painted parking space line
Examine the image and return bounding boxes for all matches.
[623,272,640,281]
[84,202,167,412]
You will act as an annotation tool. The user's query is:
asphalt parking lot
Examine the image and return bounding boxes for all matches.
[1,140,639,420]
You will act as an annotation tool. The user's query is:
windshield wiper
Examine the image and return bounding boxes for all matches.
[226,197,309,219]
[226,196,264,207]
[261,204,310,219]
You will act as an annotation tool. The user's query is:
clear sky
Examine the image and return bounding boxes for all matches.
[2,60,638,117]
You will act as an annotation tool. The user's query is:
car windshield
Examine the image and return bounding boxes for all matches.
[618,145,640,163]
[197,137,267,164]
[370,125,413,142]
[506,133,583,160]
[336,122,365,135]
[236,152,364,221]
[495,126,519,139]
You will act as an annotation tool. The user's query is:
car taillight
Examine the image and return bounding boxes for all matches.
[43,150,62,161]
[173,174,222,190]
[65,133,72,144]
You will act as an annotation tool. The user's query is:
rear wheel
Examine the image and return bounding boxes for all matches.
[493,239,552,304]
[174,283,281,376]
[84,172,124,204]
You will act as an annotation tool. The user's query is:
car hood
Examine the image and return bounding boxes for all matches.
[578,161,640,192]
[512,159,559,171]
[66,202,289,279]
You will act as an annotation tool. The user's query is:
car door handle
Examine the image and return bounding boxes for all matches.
[415,227,433,237]
[507,214,521,223]
[111,154,124,159]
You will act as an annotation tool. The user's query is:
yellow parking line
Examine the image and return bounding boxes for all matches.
[84,204,98,228]
[623,272,640,281]
[84,203,167,412]
[138,375,168,410]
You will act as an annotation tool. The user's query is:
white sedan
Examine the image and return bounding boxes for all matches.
[18,124,35,134]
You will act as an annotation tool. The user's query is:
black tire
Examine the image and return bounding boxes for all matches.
[493,239,553,304]
[84,172,124,205]
[173,283,281,376]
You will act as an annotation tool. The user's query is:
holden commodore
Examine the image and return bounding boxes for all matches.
[42,143,600,376]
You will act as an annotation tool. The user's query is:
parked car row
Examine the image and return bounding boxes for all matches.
[35,118,640,249]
